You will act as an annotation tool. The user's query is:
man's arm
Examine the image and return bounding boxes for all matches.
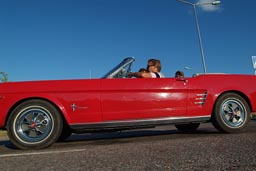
[128,72,152,78]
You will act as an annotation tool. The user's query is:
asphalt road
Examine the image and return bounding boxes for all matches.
[0,121,255,171]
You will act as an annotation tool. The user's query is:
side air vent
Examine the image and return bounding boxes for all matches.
[194,92,207,106]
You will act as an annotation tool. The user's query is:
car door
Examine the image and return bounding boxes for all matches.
[100,78,188,121]
[56,79,102,124]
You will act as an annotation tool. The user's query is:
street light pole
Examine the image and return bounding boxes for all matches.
[192,4,207,73]
[177,0,221,74]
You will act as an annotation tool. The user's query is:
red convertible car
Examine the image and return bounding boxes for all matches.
[0,57,256,149]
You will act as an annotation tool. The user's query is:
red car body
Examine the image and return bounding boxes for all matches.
[0,58,255,149]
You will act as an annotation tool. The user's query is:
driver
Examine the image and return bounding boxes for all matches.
[128,59,164,78]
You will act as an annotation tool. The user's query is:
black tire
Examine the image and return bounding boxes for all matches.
[175,123,200,133]
[7,99,63,149]
[211,93,250,133]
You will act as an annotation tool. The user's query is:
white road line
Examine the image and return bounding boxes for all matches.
[0,148,88,158]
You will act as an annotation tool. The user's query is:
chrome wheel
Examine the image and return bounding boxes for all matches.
[7,100,63,149]
[14,106,53,144]
[212,93,250,133]
[221,100,245,128]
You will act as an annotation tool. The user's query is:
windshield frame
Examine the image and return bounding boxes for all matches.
[101,57,135,78]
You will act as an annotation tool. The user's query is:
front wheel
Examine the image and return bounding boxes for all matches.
[211,93,250,133]
[7,99,63,149]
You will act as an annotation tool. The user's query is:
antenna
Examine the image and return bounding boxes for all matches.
[252,56,256,75]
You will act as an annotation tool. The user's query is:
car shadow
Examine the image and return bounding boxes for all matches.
[0,140,17,150]
[58,125,220,147]
[3,121,253,150]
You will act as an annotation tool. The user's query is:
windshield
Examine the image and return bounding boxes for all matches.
[102,57,135,78]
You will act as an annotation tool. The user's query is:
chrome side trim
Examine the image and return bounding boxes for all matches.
[194,92,207,106]
[70,116,211,132]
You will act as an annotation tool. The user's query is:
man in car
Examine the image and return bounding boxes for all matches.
[129,59,164,78]
[175,70,184,79]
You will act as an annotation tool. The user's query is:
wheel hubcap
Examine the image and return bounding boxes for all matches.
[221,99,245,128]
[15,107,53,143]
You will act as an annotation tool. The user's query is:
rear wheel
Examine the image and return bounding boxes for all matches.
[175,123,200,133]
[7,99,63,149]
[211,93,250,133]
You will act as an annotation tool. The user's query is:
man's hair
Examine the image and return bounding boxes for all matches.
[148,59,162,72]
[175,70,184,77]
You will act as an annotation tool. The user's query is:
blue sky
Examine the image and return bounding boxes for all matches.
[0,0,255,81]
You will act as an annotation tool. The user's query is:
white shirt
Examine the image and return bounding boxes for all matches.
[150,72,165,78]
